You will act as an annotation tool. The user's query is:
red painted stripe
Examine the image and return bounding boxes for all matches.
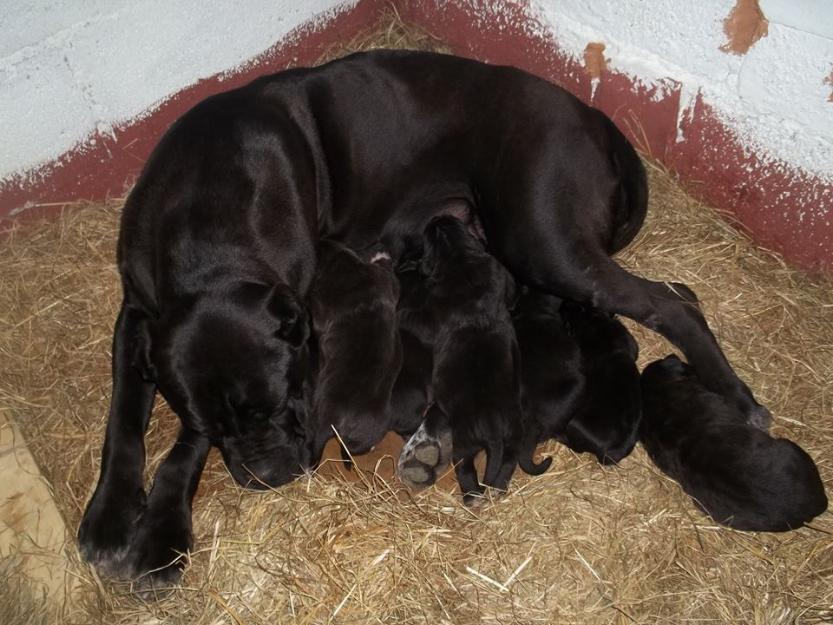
[397,0,832,274]
[0,0,387,226]
[2,0,830,273]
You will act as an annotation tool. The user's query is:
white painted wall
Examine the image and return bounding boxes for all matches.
[0,0,357,181]
[528,0,833,182]
[3,0,831,187]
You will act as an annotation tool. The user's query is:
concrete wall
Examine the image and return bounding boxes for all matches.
[529,0,833,188]
[0,0,358,183]
[398,0,833,272]
[1,0,831,272]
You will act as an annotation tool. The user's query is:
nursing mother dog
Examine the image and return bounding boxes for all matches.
[78,49,770,590]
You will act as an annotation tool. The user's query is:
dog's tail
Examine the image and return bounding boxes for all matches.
[605,115,648,254]
[483,439,505,487]
[518,422,552,476]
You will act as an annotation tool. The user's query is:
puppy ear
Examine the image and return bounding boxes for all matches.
[419,245,436,277]
[268,285,310,348]
[503,273,518,308]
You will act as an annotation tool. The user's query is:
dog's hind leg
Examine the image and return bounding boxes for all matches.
[78,298,157,578]
[484,429,525,494]
[494,230,768,426]
[126,427,210,596]
[455,453,485,505]
[582,257,768,428]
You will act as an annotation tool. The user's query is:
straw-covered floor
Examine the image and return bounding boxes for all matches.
[1,13,832,625]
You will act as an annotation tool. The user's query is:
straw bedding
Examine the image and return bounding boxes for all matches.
[1,12,831,625]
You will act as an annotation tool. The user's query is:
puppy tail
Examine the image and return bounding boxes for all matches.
[483,440,505,487]
[518,424,552,476]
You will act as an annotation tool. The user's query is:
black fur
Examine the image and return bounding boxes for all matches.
[306,239,402,464]
[398,216,525,502]
[558,300,641,464]
[80,49,765,585]
[512,288,584,473]
[640,355,827,531]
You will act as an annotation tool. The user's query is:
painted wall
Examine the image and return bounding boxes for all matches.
[529,0,833,185]
[1,0,831,272]
[397,0,833,272]
[0,0,360,187]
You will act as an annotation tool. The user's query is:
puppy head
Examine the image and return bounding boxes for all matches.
[312,240,400,327]
[151,281,311,489]
[420,215,485,276]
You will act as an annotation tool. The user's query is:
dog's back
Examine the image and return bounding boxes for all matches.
[308,240,402,461]
[641,355,827,531]
[413,216,524,499]
[558,301,641,464]
[512,288,584,472]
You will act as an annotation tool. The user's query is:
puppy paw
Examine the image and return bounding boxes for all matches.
[77,488,146,579]
[397,421,452,489]
[126,506,192,598]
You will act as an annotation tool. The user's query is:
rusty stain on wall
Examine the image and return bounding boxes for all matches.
[584,42,608,79]
[720,0,769,55]
[825,69,833,103]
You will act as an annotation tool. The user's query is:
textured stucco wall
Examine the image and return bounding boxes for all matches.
[1,0,831,270]
[0,0,357,183]
[528,0,833,183]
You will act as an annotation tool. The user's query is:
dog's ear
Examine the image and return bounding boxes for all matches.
[419,246,436,277]
[503,272,518,308]
[267,285,310,348]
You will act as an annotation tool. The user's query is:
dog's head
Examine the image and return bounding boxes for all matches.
[419,215,516,311]
[420,215,486,274]
[150,281,311,489]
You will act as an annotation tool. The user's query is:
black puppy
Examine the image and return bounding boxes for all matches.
[399,215,536,502]
[641,355,827,531]
[512,289,584,472]
[307,240,402,465]
[557,300,642,464]
[391,257,452,488]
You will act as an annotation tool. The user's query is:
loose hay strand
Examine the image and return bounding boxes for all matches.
[1,11,833,625]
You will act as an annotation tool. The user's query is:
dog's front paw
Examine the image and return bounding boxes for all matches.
[397,420,452,489]
[126,505,192,598]
[78,486,146,579]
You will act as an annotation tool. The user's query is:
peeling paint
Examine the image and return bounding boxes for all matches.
[583,41,607,79]
[720,0,769,55]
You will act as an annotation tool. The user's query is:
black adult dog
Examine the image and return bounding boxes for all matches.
[79,49,767,586]
[306,239,401,465]
[641,355,826,531]
[558,300,641,464]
